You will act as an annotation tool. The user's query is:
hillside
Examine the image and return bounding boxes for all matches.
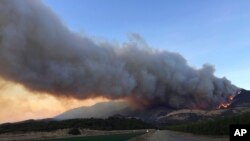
[55,101,131,120]
[166,112,250,135]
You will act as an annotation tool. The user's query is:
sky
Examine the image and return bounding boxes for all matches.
[0,78,109,123]
[42,0,250,89]
[0,0,250,123]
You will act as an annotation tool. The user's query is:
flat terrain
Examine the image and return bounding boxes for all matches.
[0,129,230,141]
[130,130,229,141]
[37,132,144,141]
[0,129,147,141]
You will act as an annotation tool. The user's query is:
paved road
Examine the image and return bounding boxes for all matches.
[129,130,229,141]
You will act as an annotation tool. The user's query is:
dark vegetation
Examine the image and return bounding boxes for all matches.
[68,128,81,135]
[166,112,250,135]
[0,117,154,134]
[37,132,144,141]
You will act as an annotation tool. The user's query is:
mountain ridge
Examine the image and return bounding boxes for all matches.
[55,89,250,124]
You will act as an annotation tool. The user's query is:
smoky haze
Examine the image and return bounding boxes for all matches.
[0,0,237,109]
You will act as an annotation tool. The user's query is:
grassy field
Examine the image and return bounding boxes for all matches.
[38,132,144,141]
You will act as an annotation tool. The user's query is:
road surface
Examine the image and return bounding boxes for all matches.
[129,130,229,141]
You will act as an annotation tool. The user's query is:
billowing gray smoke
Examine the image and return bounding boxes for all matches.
[0,0,237,109]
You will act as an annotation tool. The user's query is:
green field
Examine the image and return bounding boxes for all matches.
[38,132,144,141]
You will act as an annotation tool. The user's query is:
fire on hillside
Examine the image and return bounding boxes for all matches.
[218,90,241,109]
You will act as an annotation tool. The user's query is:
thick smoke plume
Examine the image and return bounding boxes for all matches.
[0,0,237,109]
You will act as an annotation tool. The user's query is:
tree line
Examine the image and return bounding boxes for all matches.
[166,112,250,135]
[0,117,154,133]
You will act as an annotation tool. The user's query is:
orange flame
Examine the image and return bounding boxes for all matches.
[218,103,230,109]
[218,94,237,109]
[228,96,233,101]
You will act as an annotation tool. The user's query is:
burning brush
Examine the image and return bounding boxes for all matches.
[218,90,242,109]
